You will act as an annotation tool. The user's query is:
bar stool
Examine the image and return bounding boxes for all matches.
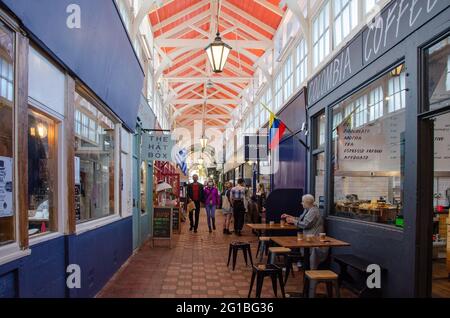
[256,237,271,261]
[267,247,291,265]
[227,241,254,271]
[248,264,286,298]
[303,270,340,298]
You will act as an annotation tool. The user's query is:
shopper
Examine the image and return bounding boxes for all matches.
[203,178,220,233]
[282,194,328,269]
[221,182,233,235]
[230,178,246,236]
[247,195,260,234]
[256,183,267,214]
[187,174,203,233]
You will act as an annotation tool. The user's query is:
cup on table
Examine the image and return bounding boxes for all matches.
[269,221,274,226]
[306,234,314,242]
[297,232,304,241]
[280,219,286,227]
[319,233,326,241]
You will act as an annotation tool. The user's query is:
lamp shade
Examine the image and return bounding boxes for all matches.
[199,137,208,148]
[205,33,232,73]
[156,181,172,192]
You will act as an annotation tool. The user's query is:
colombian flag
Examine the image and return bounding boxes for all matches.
[268,113,286,150]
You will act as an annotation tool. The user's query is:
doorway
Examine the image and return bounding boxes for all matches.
[430,111,450,298]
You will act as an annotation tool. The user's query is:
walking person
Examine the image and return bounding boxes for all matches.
[221,182,233,235]
[203,178,220,233]
[230,178,246,236]
[187,174,203,233]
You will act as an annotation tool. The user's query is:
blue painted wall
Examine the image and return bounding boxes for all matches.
[0,0,144,131]
[272,90,307,191]
[0,217,132,298]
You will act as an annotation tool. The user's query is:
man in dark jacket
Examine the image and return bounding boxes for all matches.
[187,174,203,233]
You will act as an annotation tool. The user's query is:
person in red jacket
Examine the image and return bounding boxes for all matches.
[187,174,203,233]
[203,178,220,233]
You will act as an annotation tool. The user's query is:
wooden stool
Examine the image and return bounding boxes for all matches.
[267,247,291,265]
[256,237,271,261]
[303,270,340,298]
[227,242,254,271]
[248,264,286,298]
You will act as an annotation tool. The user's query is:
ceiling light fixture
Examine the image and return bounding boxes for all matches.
[205,0,232,73]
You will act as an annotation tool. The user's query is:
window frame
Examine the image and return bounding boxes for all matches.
[313,1,331,68]
[74,86,122,233]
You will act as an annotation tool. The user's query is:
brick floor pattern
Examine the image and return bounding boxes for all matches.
[97,210,355,298]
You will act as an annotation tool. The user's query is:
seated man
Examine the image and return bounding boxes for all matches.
[282,194,328,269]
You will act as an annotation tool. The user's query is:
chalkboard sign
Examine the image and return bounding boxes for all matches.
[153,207,172,241]
[172,207,180,233]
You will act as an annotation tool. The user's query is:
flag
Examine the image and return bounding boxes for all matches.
[268,112,286,150]
[175,148,188,176]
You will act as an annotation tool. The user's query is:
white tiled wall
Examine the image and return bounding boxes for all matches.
[334,176,390,201]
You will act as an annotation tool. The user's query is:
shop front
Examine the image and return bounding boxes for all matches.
[306,0,450,297]
[132,96,157,250]
[0,0,143,297]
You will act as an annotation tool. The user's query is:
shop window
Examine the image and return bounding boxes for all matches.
[365,0,381,14]
[283,55,294,100]
[140,162,147,214]
[333,0,358,47]
[425,35,450,111]
[313,1,330,68]
[75,92,116,223]
[28,109,58,236]
[274,73,283,111]
[368,86,384,121]
[296,39,308,87]
[313,113,326,210]
[331,65,406,226]
[0,22,14,246]
[387,71,406,113]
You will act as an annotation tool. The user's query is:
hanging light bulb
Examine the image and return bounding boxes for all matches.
[37,123,48,138]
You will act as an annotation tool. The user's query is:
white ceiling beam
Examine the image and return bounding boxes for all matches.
[281,0,310,42]
[156,10,211,40]
[254,0,284,16]
[165,77,252,83]
[174,99,239,105]
[220,12,270,41]
[188,24,210,38]
[180,114,231,120]
[152,0,209,32]
[222,0,276,34]
[155,39,271,49]
[166,55,205,76]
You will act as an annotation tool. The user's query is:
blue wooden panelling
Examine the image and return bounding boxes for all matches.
[67,216,132,298]
[0,270,17,298]
[0,217,132,298]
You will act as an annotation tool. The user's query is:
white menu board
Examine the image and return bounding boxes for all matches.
[336,111,405,172]
[0,156,13,217]
[434,112,450,172]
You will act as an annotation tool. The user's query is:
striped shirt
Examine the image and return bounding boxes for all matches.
[230,185,246,201]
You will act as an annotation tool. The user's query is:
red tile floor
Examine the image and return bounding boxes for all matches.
[97,209,355,298]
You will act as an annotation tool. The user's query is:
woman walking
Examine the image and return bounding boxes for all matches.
[203,178,220,233]
[221,182,233,235]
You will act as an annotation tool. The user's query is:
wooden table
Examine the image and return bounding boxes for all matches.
[246,223,298,231]
[271,236,350,298]
[271,236,350,270]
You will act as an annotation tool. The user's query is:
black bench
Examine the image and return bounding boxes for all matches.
[333,254,385,298]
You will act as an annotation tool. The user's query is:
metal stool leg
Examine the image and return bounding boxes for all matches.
[232,248,238,271]
[309,280,318,298]
[247,246,254,266]
[255,273,264,298]
[271,275,278,297]
[278,270,286,298]
[333,280,340,298]
[248,270,256,298]
[227,245,232,267]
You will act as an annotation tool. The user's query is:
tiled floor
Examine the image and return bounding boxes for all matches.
[97,209,355,298]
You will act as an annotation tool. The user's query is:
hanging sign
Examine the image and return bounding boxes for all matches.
[244,134,269,162]
[141,133,174,162]
[0,156,13,218]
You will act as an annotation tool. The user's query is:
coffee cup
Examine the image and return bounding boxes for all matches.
[319,233,326,241]
[297,232,304,241]
[306,234,314,242]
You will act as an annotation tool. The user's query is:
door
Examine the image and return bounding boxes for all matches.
[429,112,450,298]
[132,133,140,250]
